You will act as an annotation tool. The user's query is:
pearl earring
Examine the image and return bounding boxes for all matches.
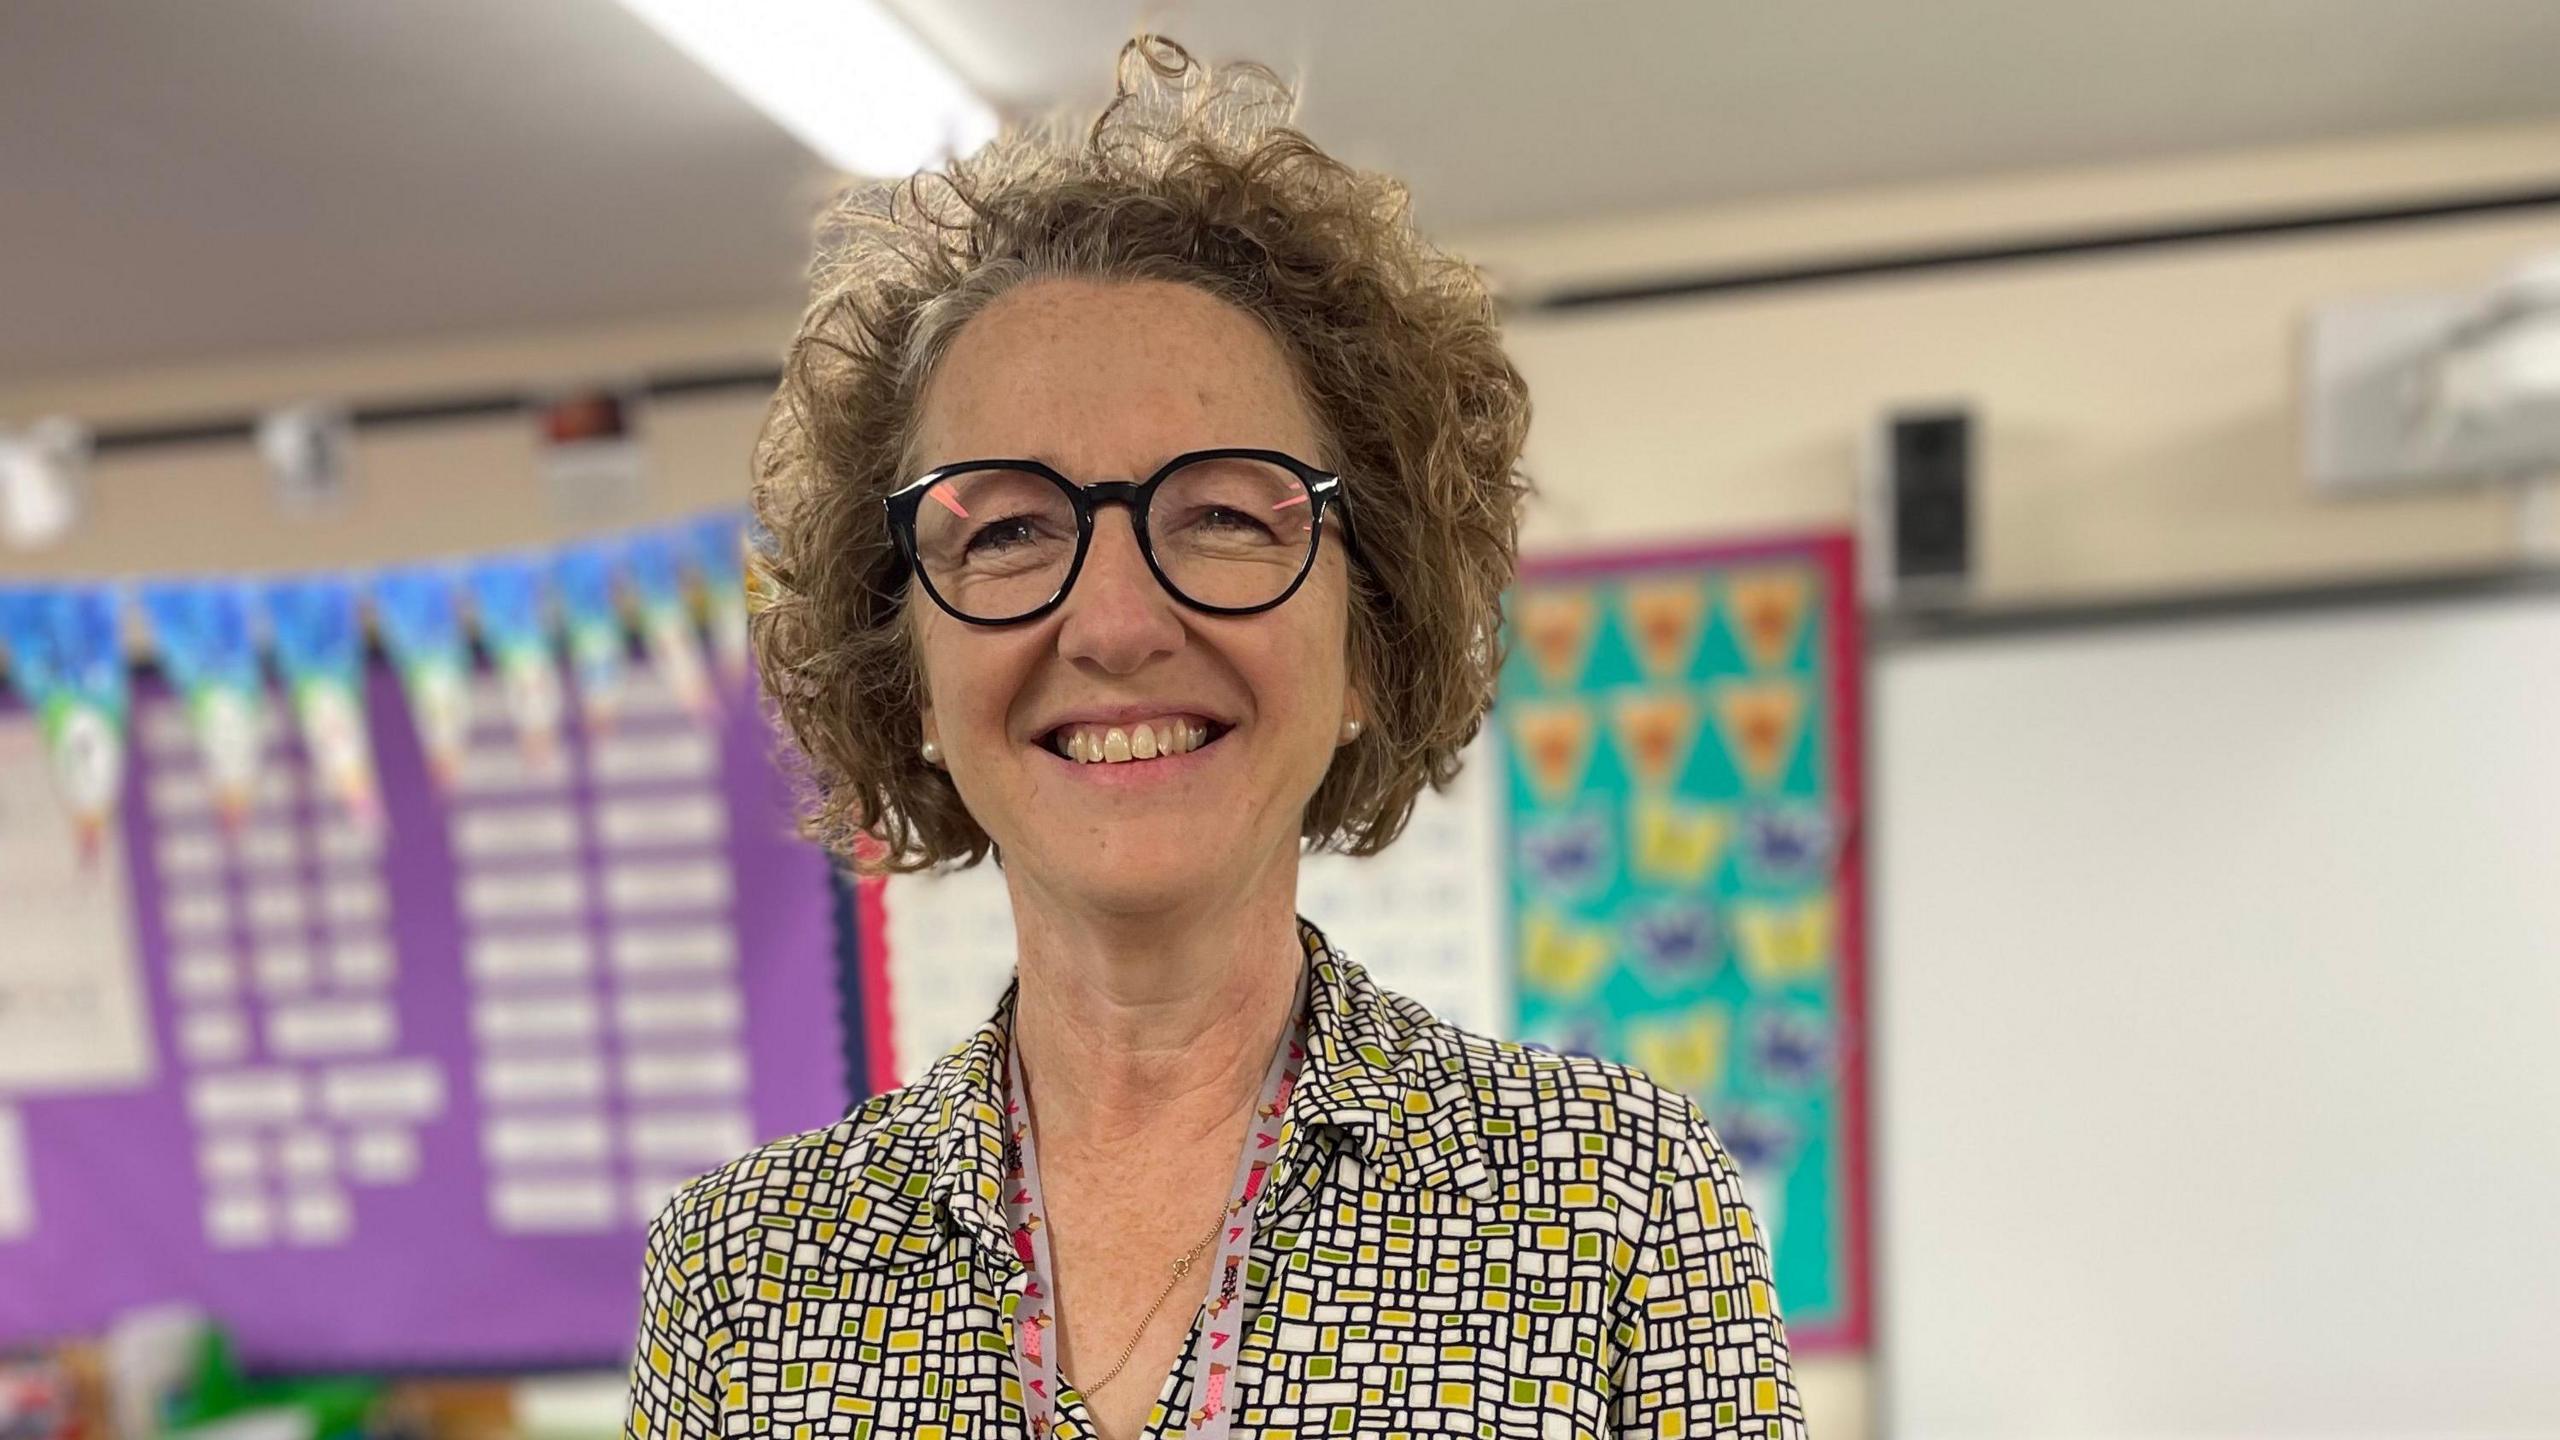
[1339,716,1362,742]
[920,737,942,766]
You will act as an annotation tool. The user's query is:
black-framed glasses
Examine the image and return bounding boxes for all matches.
[885,447,1353,626]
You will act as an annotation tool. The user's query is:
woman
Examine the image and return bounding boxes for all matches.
[629,37,1802,1440]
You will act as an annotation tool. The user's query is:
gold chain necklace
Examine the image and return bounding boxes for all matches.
[1078,1211,1227,1396]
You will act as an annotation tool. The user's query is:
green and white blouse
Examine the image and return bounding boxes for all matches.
[628,920,1804,1439]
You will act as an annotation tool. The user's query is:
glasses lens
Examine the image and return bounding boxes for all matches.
[909,468,1079,621]
[1149,457,1319,611]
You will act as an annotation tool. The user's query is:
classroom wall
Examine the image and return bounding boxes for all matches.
[10,115,2560,1440]
[0,307,793,580]
[1474,115,2560,598]
[11,115,2560,598]
[1461,118,2560,1438]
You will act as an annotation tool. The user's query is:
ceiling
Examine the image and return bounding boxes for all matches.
[3,0,2558,383]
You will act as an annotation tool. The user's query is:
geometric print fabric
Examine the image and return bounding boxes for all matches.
[627,919,1804,1439]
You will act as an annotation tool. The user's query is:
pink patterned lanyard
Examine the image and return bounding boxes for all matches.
[1002,973,1307,1440]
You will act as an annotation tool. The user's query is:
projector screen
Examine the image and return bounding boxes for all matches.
[1875,591,2560,1438]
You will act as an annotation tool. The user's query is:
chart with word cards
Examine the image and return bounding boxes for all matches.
[0,663,846,1370]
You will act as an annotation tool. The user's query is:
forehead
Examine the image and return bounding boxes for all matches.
[913,277,1321,473]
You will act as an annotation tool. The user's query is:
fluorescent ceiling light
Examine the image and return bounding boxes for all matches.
[616,0,999,177]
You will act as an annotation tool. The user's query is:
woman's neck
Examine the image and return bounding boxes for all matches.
[1005,873,1305,1154]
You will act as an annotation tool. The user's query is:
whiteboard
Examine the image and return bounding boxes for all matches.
[1876,593,2560,1439]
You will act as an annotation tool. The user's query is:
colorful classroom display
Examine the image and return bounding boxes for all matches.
[1500,535,1868,1349]
[0,522,1866,1368]
[0,519,848,1371]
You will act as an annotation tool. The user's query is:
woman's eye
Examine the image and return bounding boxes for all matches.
[964,516,1039,554]
[1197,506,1274,538]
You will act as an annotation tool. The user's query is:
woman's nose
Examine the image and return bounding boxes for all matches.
[1054,506,1183,673]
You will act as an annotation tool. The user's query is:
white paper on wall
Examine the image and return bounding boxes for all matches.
[0,1106,30,1241]
[879,735,1511,1084]
[1296,732,1511,1038]
[879,860,1021,1086]
[0,713,153,1096]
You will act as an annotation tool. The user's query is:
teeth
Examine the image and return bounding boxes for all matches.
[1052,718,1212,765]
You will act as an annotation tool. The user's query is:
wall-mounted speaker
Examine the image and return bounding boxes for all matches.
[1865,407,1973,610]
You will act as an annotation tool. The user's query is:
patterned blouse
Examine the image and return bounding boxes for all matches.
[627,920,1805,1439]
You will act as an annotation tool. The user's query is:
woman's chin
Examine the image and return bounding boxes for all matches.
[1025,833,1238,916]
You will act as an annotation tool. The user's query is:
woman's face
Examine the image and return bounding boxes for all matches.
[909,278,1358,917]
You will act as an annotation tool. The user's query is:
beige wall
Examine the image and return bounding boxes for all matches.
[10,115,2560,601]
[10,116,2560,1440]
[1467,116,2560,604]
[0,306,793,580]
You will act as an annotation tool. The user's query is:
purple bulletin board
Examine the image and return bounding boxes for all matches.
[0,661,848,1371]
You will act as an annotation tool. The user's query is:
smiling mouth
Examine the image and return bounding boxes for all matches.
[1039,717,1232,765]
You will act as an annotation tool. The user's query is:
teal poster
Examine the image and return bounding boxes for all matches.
[1497,533,1867,1350]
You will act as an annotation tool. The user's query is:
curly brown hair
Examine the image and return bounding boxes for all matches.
[749,36,1532,875]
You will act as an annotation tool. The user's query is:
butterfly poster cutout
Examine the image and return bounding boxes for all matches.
[1518,810,1614,902]
[1520,909,1614,1002]
[1731,893,1837,988]
[1630,796,1732,887]
[1625,1010,1730,1099]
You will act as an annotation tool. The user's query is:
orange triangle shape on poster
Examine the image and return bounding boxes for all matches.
[1516,591,1600,691]
[1509,700,1597,805]
[1727,567,1813,671]
[1620,578,1710,681]
[1713,679,1806,790]
[1610,689,1699,792]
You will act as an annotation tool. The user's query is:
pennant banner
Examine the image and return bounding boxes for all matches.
[691,513,751,683]
[622,532,713,721]
[263,576,379,827]
[464,553,568,768]
[0,586,130,858]
[137,582,267,829]
[0,509,751,850]
[551,543,628,731]
[371,566,473,791]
